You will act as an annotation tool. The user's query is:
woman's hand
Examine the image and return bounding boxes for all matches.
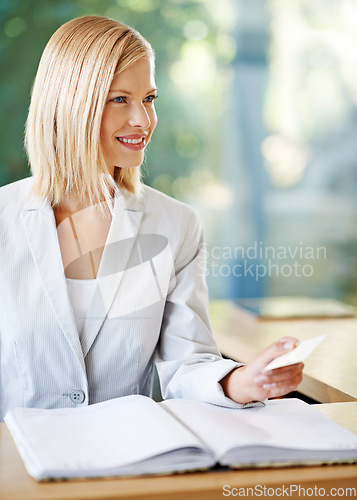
[220,337,304,404]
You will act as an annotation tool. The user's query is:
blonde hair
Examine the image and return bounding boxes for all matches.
[25,16,154,208]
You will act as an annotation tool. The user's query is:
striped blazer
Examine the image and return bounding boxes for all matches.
[0,177,253,420]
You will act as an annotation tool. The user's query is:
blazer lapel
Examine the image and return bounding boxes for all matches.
[21,200,85,372]
[80,190,144,357]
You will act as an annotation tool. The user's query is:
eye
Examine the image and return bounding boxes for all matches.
[144,94,158,103]
[112,96,126,104]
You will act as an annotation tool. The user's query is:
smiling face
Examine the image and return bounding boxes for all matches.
[100,57,158,175]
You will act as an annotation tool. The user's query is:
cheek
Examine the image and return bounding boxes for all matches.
[100,109,119,139]
[100,113,109,140]
[150,109,158,132]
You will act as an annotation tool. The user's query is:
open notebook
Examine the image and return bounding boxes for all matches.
[5,396,357,480]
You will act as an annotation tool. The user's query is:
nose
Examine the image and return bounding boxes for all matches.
[128,103,151,129]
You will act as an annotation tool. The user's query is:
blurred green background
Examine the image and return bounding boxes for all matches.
[1,0,356,305]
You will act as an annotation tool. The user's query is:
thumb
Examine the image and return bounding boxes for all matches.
[252,337,299,371]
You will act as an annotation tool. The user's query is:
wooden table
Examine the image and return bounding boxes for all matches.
[209,300,357,403]
[1,403,356,500]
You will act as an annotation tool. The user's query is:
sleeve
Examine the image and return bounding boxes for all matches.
[155,208,264,409]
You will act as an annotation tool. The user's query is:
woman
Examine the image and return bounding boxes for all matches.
[0,16,303,420]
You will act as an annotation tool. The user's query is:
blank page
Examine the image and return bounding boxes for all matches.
[161,398,357,462]
[5,395,209,479]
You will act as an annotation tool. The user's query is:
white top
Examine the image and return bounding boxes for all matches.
[66,278,97,338]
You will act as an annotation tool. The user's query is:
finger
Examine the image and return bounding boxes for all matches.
[263,371,303,396]
[266,385,298,399]
[254,363,304,386]
[266,369,304,387]
[251,337,300,371]
[264,362,304,380]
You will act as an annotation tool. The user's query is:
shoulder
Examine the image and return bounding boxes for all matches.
[0,177,34,243]
[0,177,33,213]
[142,184,200,225]
[140,185,203,263]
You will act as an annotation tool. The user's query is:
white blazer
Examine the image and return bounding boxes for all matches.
[0,178,259,420]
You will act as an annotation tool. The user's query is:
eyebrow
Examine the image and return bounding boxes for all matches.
[108,88,158,95]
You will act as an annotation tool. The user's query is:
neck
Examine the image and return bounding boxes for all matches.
[54,195,87,218]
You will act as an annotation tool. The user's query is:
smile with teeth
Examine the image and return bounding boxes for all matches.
[117,137,145,144]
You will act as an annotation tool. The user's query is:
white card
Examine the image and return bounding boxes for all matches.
[264,334,326,371]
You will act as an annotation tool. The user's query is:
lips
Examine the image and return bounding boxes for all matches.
[116,135,147,151]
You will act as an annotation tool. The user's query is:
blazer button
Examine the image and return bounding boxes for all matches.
[69,389,86,404]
